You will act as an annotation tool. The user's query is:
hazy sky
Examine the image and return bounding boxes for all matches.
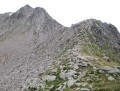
[0,0,120,32]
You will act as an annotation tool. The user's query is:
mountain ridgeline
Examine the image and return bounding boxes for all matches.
[0,5,120,91]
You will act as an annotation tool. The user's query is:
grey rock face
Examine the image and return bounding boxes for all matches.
[0,5,72,91]
[0,5,120,91]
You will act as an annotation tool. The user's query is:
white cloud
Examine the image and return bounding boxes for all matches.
[0,0,120,32]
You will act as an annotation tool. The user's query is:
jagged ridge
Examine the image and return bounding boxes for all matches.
[0,5,120,91]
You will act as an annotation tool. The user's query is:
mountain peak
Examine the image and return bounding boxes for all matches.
[22,4,32,9]
[19,5,46,13]
[18,4,33,12]
[8,5,33,20]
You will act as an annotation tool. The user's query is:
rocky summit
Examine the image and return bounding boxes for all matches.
[0,5,120,91]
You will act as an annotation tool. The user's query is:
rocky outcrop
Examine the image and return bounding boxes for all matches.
[27,46,120,91]
[71,19,120,52]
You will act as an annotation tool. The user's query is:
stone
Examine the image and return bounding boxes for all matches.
[82,62,88,67]
[60,71,66,79]
[73,64,79,70]
[57,85,63,90]
[67,70,76,77]
[60,70,76,80]
[80,88,90,91]
[67,80,76,87]
[51,68,57,73]
[76,83,83,86]
[77,55,89,62]
[61,85,66,91]
[108,76,115,81]
[28,78,40,89]
[77,72,86,80]
[99,70,105,73]
[108,68,120,73]
[82,83,88,87]
[100,66,120,73]
[87,62,94,66]
[78,61,89,67]
[68,77,74,80]
[93,66,98,72]
[42,75,56,81]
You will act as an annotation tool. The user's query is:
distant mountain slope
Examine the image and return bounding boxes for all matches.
[0,5,120,91]
[71,19,120,62]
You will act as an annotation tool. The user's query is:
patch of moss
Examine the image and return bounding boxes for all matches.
[82,43,120,66]
[93,81,120,91]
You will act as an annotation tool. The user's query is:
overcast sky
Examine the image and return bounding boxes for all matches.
[0,0,120,32]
